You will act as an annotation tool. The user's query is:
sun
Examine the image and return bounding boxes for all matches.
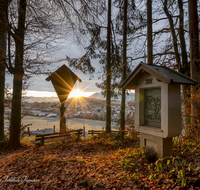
[69,89,84,98]
[68,88,95,98]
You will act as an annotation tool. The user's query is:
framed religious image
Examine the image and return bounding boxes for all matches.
[144,88,161,128]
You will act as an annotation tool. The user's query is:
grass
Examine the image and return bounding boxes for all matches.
[20,135,35,146]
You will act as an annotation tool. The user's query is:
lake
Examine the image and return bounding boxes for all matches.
[21,116,118,132]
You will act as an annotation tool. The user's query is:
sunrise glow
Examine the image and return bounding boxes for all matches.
[24,90,95,98]
[69,90,83,98]
[25,90,57,97]
[68,90,94,98]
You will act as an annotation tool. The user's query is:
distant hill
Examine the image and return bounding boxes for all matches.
[23,96,107,106]
[90,92,105,99]
[65,97,107,107]
[24,92,135,104]
[90,92,135,102]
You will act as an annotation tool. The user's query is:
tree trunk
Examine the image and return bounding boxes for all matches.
[8,0,26,149]
[106,0,111,133]
[147,0,153,65]
[178,0,189,74]
[163,0,181,69]
[0,0,7,144]
[188,0,199,78]
[188,0,199,139]
[120,0,127,140]
[178,0,191,136]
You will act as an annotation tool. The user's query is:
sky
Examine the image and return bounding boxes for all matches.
[5,43,102,98]
[4,1,140,99]
[4,1,176,98]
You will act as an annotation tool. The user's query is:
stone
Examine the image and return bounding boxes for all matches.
[140,133,173,159]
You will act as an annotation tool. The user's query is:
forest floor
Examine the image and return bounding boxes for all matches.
[0,133,200,190]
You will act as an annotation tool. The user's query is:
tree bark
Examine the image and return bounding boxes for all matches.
[163,0,181,69]
[178,0,191,136]
[188,0,199,136]
[8,0,26,149]
[188,0,199,79]
[106,0,111,133]
[120,0,127,140]
[0,0,7,144]
[147,0,153,65]
[178,0,189,74]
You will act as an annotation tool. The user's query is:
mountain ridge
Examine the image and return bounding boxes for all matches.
[23,92,135,103]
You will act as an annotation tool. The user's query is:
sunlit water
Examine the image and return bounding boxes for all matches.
[9,116,118,132]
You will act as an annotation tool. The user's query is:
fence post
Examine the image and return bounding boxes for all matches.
[65,125,68,133]
[41,135,44,146]
[53,125,55,133]
[83,126,85,137]
[92,130,94,136]
[27,127,30,136]
[77,130,80,140]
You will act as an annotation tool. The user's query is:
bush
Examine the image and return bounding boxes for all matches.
[143,147,157,163]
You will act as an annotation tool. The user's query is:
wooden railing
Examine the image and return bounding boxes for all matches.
[88,130,119,136]
[31,129,83,147]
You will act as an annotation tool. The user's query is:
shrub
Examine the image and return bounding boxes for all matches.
[143,147,157,163]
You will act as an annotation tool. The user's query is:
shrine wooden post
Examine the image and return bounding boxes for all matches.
[46,65,82,133]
